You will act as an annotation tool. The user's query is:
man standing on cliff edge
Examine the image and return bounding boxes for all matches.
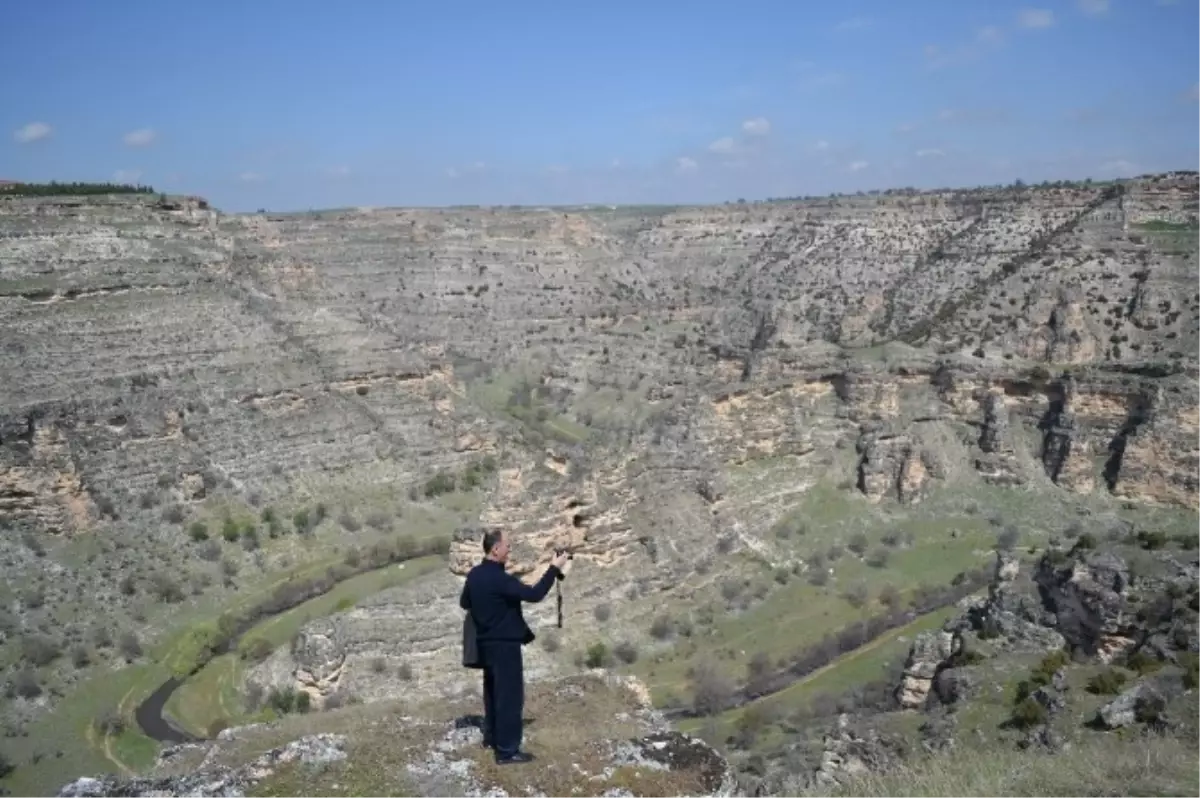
[460,529,569,764]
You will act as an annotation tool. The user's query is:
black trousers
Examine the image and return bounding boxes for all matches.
[479,640,524,757]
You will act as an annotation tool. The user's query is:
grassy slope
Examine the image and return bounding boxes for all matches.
[164,555,441,737]
[824,733,1199,797]
[1,539,450,797]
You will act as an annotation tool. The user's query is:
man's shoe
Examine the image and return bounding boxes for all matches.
[494,751,535,765]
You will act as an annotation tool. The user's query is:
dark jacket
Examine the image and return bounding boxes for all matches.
[460,559,561,645]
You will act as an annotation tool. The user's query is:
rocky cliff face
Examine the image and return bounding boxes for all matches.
[2,175,1197,732]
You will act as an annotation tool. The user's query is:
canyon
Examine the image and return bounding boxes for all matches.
[0,173,1197,795]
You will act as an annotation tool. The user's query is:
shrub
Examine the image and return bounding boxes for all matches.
[947,647,985,667]
[808,568,831,587]
[878,585,902,611]
[189,522,209,541]
[1180,652,1198,689]
[221,518,240,541]
[93,626,113,648]
[149,573,185,603]
[208,719,229,738]
[13,668,41,699]
[1124,650,1163,675]
[1136,530,1168,550]
[585,642,611,668]
[746,651,773,694]
[293,509,311,533]
[118,631,143,660]
[773,567,791,585]
[689,660,735,716]
[826,544,845,561]
[1174,533,1199,550]
[240,636,274,662]
[1010,696,1047,728]
[847,532,869,556]
[1074,533,1097,551]
[865,548,890,569]
[540,630,561,653]
[370,657,388,674]
[997,526,1020,551]
[716,534,736,554]
[338,512,361,532]
[1086,668,1128,695]
[842,583,869,609]
[423,472,457,498]
[71,645,91,668]
[721,579,743,601]
[94,708,125,736]
[881,530,903,548]
[267,686,300,714]
[23,634,62,666]
[163,504,186,524]
[649,614,674,640]
[243,681,265,711]
[614,640,639,664]
[593,603,612,623]
[397,662,414,681]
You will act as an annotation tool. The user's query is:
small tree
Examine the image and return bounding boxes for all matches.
[689,660,735,716]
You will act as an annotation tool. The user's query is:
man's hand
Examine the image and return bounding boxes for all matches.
[550,552,570,573]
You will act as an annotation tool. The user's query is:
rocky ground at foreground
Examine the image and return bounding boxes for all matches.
[57,671,737,797]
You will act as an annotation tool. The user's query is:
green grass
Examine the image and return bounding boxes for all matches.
[465,367,592,445]
[628,480,1000,700]
[676,605,958,746]
[818,727,1199,797]
[165,555,441,736]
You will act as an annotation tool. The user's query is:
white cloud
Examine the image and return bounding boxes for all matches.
[814,139,830,151]
[894,122,919,135]
[609,158,623,169]
[1077,0,1109,15]
[325,166,350,178]
[977,26,1005,44]
[742,117,771,136]
[848,160,869,172]
[122,128,157,147]
[925,25,1006,70]
[916,148,945,158]
[238,171,264,183]
[546,164,570,175]
[112,169,142,183]
[675,156,698,174]
[14,121,52,143]
[1017,8,1056,28]
[708,137,739,154]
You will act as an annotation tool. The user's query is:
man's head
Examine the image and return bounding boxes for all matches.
[483,528,509,564]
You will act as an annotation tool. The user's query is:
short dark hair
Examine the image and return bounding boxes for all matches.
[482,528,504,554]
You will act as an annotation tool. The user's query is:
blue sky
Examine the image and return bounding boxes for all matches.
[2,0,1196,211]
